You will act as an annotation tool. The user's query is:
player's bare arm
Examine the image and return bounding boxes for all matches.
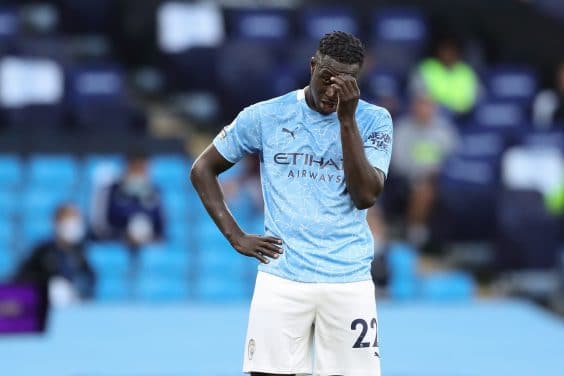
[331,74,385,209]
[190,145,283,264]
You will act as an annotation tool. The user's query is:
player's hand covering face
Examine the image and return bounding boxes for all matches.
[308,54,360,116]
[330,74,360,121]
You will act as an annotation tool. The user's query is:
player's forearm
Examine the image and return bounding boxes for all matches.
[340,118,383,209]
[190,163,244,243]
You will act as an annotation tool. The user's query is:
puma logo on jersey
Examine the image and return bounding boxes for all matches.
[282,127,297,139]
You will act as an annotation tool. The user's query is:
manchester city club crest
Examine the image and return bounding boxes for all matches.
[248,338,256,360]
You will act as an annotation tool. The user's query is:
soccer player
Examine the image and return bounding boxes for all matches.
[190,31,393,376]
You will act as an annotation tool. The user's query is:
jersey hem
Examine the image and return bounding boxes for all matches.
[257,268,373,284]
[243,367,312,374]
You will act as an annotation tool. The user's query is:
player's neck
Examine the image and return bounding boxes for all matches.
[304,86,317,113]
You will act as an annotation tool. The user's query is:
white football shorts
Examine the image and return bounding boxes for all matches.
[243,271,381,375]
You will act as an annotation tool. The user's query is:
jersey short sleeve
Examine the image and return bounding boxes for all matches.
[213,106,261,163]
[363,108,393,177]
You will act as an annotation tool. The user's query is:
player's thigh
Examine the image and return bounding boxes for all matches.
[315,280,381,376]
[244,272,315,374]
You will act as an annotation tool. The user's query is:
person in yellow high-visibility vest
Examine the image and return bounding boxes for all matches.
[411,38,480,117]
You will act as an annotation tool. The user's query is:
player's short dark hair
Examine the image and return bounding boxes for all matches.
[317,31,365,66]
[126,148,148,164]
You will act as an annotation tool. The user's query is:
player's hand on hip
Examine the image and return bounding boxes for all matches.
[331,75,360,121]
[231,233,283,264]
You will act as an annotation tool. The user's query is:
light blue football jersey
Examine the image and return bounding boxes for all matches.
[213,89,393,283]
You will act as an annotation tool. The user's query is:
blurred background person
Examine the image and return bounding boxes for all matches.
[391,95,460,248]
[12,204,95,306]
[410,37,480,120]
[93,150,164,249]
[533,60,564,127]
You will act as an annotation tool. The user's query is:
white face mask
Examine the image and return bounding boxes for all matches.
[124,175,150,196]
[56,217,85,245]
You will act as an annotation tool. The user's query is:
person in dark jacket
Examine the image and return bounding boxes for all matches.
[104,150,164,247]
[13,204,96,304]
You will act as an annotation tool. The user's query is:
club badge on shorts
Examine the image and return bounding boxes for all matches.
[248,338,256,360]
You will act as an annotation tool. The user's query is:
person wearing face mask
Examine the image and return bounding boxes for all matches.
[12,204,96,305]
[104,150,164,248]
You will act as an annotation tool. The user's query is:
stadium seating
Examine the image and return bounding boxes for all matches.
[138,243,190,277]
[20,216,52,254]
[28,155,78,189]
[370,7,427,75]
[67,64,129,130]
[419,271,476,300]
[300,6,359,40]
[496,189,562,269]
[437,156,500,242]
[0,7,19,44]
[0,189,18,219]
[135,274,190,301]
[149,155,189,188]
[387,242,418,300]
[0,156,22,189]
[485,65,538,104]
[94,276,130,300]
[0,248,13,281]
[86,242,131,277]
[195,274,250,301]
[229,8,291,43]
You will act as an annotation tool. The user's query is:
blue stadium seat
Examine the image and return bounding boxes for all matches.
[166,220,190,246]
[94,276,130,301]
[163,46,219,92]
[370,7,427,74]
[136,274,189,301]
[196,274,249,301]
[0,248,14,281]
[387,242,418,300]
[86,242,131,277]
[28,155,78,188]
[496,189,562,269]
[520,129,564,151]
[364,69,401,102]
[21,187,74,219]
[0,189,18,218]
[68,64,129,130]
[0,7,19,43]
[388,278,418,300]
[436,155,500,242]
[161,189,189,222]
[419,272,476,301]
[149,155,189,188]
[372,7,427,45]
[300,7,358,40]
[457,129,508,159]
[21,217,52,252]
[216,40,279,114]
[485,65,538,104]
[0,217,12,246]
[0,156,22,189]
[196,220,244,276]
[472,100,527,129]
[229,8,291,43]
[387,242,418,279]
[138,244,190,276]
[84,154,123,184]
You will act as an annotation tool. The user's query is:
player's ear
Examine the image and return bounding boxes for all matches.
[310,56,316,76]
